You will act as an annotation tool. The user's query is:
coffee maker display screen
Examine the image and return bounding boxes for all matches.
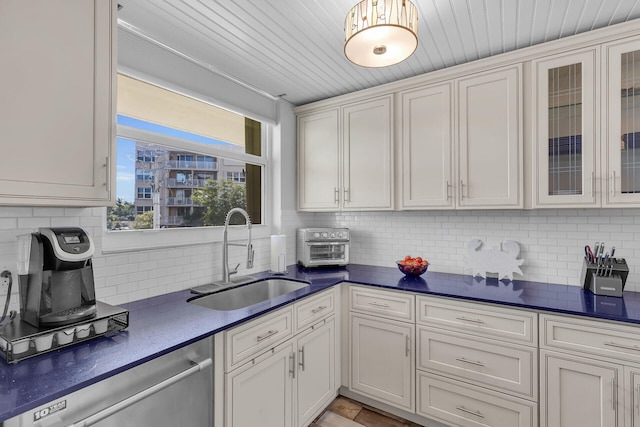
[62,235,81,244]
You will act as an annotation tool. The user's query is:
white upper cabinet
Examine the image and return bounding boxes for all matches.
[399,65,523,210]
[0,0,116,206]
[532,49,599,208]
[603,36,640,206]
[297,96,393,212]
[297,109,340,211]
[399,83,454,209]
[342,96,394,211]
[457,65,523,208]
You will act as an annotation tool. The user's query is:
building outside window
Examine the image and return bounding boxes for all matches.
[107,74,265,231]
[225,171,246,183]
[136,187,152,199]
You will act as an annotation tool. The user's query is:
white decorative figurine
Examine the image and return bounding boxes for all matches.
[465,239,524,281]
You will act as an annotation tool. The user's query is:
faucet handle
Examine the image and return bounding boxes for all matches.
[247,244,254,269]
[230,263,240,275]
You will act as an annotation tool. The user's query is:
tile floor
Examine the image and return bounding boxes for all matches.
[309,396,422,427]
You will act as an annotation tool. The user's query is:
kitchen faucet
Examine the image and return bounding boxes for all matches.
[222,208,254,283]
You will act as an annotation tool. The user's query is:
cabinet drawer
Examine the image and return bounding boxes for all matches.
[417,296,537,346]
[418,327,537,399]
[225,307,293,371]
[350,286,414,322]
[541,314,640,364]
[295,288,336,333]
[417,371,537,427]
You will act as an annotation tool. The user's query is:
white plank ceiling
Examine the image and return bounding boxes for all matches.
[117,0,640,106]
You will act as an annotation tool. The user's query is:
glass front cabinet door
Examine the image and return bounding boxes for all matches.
[532,49,599,207]
[604,37,640,206]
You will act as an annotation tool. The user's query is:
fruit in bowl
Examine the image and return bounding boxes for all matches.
[397,256,429,276]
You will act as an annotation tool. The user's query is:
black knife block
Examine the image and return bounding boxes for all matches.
[580,258,629,297]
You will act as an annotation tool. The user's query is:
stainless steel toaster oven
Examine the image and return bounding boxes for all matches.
[296,228,350,267]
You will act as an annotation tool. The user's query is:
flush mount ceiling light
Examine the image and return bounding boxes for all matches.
[344,0,418,68]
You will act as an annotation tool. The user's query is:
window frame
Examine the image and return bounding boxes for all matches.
[102,117,272,254]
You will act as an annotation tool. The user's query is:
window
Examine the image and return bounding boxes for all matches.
[136,206,153,215]
[136,169,154,182]
[137,150,155,162]
[226,171,246,183]
[137,187,152,199]
[108,74,265,232]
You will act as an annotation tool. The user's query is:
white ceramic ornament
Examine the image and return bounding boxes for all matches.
[465,239,524,281]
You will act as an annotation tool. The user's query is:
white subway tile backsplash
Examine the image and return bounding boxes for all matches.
[300,208,640,293]
[1,206,640,312]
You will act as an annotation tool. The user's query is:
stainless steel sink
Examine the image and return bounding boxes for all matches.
[189,279,309,311]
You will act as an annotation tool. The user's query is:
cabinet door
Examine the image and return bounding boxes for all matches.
[626,367,640,427]
[296,319,336,427]
[350,313,414,412]
[400,84,454,209]
[532,49,599,207]
[540,350,621,427]
[226,342,294,427]
[457,65,522,208]
[604,37,640,206]
[297,109,341,211]
[342,96,394,210]
[0,0,115,205]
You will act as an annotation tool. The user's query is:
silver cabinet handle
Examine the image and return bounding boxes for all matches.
[368,301,390,308]
[104,156,110,191]
[455,357,484,367]
[612,170,616,197]
[334,187,339,203]
[591,171,596,197]
[405,335,410,357]
[604,341,640,352]
[311,305,328,314]
[298,346,305,371]
[256,329,279,342]
[455,316,484,324]
[67,358,212,427]
[460,180,465,200]
[636,384,640,416]
[289,352,295,378]
[455,405,484,418]
[344,188,349,202]
[446,180,451,200]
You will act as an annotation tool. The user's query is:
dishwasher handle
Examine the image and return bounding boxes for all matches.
[67,358,213,427]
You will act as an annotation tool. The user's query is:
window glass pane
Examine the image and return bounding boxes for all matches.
[548,63,583,196]
[108,74,265,231]
[110,138,262,229]
[621,50,640,194]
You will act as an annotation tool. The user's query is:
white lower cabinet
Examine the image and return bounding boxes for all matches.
[349,312,414,412]
[416,295,538,427]
[417,371,536,427]
[540,350,621,427]
[296,318,336,427]
[626,367,640,427]
[220,288,338,427]
[538,313,640,427]
[226,341,295,427]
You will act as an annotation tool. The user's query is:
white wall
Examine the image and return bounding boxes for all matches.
[302,208,640,292]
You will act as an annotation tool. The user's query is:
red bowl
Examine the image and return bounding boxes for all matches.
[396,260,429,276]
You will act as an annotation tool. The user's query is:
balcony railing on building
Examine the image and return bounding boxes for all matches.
[165,197,200,206]
[165,178,214,188]
[166,160,218,170]
[163,216,184,226]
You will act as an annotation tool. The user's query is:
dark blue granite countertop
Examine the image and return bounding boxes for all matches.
[1,263,639,421]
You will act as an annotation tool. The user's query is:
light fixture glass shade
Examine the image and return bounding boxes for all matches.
[344,0,418,68]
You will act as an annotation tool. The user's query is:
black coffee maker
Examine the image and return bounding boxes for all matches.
[18,227,97,328]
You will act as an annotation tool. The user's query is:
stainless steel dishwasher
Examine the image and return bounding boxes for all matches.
[3,338,213,427]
